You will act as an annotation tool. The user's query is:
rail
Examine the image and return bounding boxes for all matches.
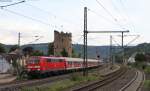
[120,70,145,91]
[0,64,107,91]
[73,66,127,91]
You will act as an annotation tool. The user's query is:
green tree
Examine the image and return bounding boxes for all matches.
[32,50,44,56]
[61,48,68,57]
[48,43,54,55]
[78,53,81,58]
[0,43,6,53]
[135,53,146,62]
[72,49,81,58]
[115,55,122,63]
[72,49,77,57]
[9,45,19,52]
[22,46,34,56]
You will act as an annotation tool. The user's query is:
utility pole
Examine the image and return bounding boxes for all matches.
[83,7,88,76]
[110,35,113,66]
[18,32,21,48]
[121,32,124,64]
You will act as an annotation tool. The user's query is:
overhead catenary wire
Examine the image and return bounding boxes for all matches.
[111,0,128,23]
[0,1,83,45]
[112,36,121,46]
[0,0,25,8]
[95,0,125,29]
[0,0,81,30]
[28,36,44,44]
[1,8,51,26]
[119,0,135,31]
[24,3,81,27]
[72,34,84,44]
[125,35,140,46]
[82,0,120,27]
[111,34,140,47]
[95,0,118,22]
[87,8,123,27]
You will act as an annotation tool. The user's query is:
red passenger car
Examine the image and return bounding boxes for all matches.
[26,56,99,77]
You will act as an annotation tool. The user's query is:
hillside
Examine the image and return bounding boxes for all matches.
[3,43,110,59]
[4,43,150,59]
[124,43,150,57]
[73,44,110,59]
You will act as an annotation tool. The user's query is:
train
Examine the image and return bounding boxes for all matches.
[26,56,100,77]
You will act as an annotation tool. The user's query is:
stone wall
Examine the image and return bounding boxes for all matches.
[54,30,72,57]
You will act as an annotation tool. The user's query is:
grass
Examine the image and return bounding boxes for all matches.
[21,72,102,91]
[128,62,146,70]
[144,80,150,88]
[129,63,150,89]
[144,66,150,74]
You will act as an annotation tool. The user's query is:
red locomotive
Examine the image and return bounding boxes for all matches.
[26,56,99,77]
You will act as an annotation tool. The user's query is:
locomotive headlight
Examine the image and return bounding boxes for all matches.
[28,66,32,68]
[35,66,40,68]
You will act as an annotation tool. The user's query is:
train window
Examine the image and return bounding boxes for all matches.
[68,61,72,65]
[47,59,51,62]
[50,59,64,62]
[59,59,64,62]
[51,59,58,62]
[50,59,54,62]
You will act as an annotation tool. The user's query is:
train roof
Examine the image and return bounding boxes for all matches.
[64,57,99,62]
[30,56,99,62]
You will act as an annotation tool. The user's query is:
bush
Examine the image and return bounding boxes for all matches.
[144,80,150,88]
[70,73,84,81]
[135,53,146,62]
[144,66,150,74]
[0,43,6,53]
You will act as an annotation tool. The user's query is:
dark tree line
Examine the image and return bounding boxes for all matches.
[135,53,146,62]
[0,43,6,53]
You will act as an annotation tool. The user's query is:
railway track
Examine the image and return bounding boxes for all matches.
[73,66,127,91]
[0,64,107,91]
[137,71,145,91]
[0,74,70,91]
[120,70,145,91]
[73,67,144,91]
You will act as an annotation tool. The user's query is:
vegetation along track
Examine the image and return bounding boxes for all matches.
[0,64,107,91]
[0,74,70,91]
[73,67,128,91]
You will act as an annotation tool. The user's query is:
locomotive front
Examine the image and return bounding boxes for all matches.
[26,56,41,76]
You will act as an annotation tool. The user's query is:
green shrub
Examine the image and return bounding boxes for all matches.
[22,71,102,91]
[144,66,150,73]
[144,80,150,88]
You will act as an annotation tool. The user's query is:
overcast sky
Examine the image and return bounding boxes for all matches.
[0,0,149,46]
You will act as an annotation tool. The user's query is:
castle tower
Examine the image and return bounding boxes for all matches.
[54,30,72,57]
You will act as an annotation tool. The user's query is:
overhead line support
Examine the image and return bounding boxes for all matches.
[87,30,129,33]
[83,7,88,76]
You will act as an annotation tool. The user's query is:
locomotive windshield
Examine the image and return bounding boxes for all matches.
[27,58,40,64]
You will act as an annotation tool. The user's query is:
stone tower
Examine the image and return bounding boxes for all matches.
[54,30,72,57]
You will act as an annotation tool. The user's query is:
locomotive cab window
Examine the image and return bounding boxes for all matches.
[28,59,40,64]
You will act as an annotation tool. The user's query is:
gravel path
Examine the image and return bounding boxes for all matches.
[0,74,16,84]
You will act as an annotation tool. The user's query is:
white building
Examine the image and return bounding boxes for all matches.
[0,55,11,73]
